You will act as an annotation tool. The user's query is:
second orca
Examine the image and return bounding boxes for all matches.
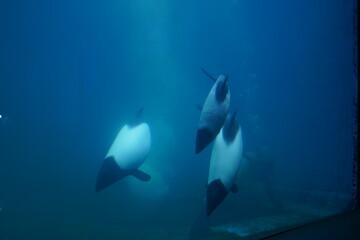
[195,69,230,154]
[206,112,243,216]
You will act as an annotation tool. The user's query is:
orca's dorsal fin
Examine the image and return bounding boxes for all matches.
[128,107,144,128]
[130,169,151,181]
[201,68,217,82]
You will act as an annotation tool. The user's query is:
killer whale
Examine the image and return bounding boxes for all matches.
[95,108,151,192]
[206,112,243,215]
[195,69,230,154]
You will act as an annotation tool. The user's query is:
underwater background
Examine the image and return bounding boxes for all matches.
[0,0,357,239]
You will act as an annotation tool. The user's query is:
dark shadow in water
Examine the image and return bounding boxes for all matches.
[188,202,210,240]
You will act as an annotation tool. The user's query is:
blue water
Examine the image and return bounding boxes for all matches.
[0,0,357,239]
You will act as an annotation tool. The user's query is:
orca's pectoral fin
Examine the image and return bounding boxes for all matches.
[131,169,151,182]
[230,184,239,193]
[201,68,217,82]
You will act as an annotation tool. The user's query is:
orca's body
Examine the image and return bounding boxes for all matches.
[206,112,243,215]
[195,71,230,154]
[96,109,151,192]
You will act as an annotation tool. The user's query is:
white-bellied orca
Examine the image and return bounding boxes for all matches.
[95,108,151,192]
[195,69,230,154]
[206,112,243,215]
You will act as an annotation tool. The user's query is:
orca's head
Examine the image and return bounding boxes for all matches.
[215,75,229,103]
[222,112,239,144]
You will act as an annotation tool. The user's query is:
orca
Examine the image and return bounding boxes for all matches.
[195,69,230,154]
[95,108,151,192]
[206,112,243,216]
